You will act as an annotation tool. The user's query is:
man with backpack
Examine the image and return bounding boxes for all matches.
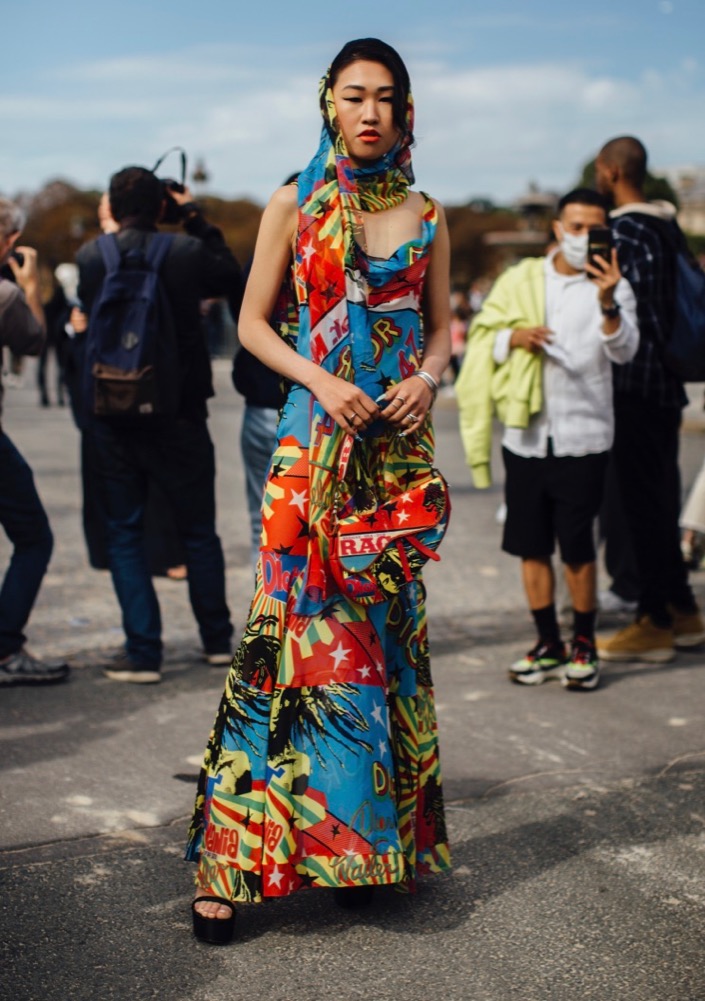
[595,136,705,664]
[76,166,243,683]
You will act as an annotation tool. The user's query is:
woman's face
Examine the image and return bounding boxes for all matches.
[331,59,400,166]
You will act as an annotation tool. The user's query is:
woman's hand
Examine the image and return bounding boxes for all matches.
[377,374,435,435]
[311,372,381,436]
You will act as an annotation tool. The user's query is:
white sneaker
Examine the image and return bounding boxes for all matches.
[204,651,232,666]
[598,589,637,615]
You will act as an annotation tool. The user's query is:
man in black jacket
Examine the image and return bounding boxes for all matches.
[0,198,69,685]
[594,136,705,664]
[77,166,243,683]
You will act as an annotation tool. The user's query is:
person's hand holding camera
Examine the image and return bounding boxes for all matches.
[162,182,201,226]
[8,246,44,330]
[8,246,39,294]
[166,183,194,209]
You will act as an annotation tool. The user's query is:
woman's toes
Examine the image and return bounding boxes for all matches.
[194,899,233,920]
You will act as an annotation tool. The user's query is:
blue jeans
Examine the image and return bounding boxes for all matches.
[240,405,279,569]
[0,433,53,658]
[91,418,233,666]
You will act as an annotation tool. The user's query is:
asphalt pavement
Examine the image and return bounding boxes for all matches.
[1,360,705,1001]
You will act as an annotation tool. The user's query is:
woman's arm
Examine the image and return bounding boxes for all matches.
[238,185,305,378]
[419,199,452,382]
[378,198,452,434]
[239,185,380,435]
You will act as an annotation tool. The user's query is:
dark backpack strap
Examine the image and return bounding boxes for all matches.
[144,233,173,273]
[97,233,122,274]
[648,216,694,261]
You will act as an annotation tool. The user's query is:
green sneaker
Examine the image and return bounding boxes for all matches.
[563,636,601,691]
[509,640,567,685]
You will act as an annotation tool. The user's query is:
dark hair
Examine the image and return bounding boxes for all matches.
[557,187,609,217]
[109,166,163,225]
[598,136,647,187]
[329,38,412,140]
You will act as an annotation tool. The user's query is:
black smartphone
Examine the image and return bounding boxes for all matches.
[587,226,613,276]
[11,249,24,267]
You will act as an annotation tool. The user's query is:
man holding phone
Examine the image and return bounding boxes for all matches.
[457,188,638,691]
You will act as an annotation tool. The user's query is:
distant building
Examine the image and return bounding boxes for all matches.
[513,182,559,230]
[482,182,557,270]
[661,166,705,235]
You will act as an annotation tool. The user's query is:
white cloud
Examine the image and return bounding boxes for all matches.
[0,96,160,121]
[3,45,705,206]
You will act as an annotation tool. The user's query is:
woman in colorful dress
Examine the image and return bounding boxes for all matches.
[188,37,452,944]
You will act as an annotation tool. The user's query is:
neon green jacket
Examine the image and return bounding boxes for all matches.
[456,257,545,488]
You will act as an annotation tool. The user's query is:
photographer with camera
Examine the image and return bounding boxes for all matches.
[0,198,70,685]
[76,165,243,683]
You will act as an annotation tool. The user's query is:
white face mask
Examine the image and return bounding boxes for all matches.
[558,226,588,270]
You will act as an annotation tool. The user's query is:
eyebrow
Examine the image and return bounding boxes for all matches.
[341,84,394,92]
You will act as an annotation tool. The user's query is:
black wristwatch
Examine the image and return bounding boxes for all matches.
[601,301,621,320]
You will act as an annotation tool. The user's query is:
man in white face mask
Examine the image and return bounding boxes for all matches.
[457,188,639,691]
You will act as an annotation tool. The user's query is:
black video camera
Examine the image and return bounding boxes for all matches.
[152,147,188,225]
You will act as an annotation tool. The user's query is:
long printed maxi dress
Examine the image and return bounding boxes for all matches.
[186,196,451,902]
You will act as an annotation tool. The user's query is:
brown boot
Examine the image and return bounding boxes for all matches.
[597,615,675,663]
[669,607,705,648]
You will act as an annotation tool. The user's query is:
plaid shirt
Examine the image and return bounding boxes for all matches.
[610,208,686,408]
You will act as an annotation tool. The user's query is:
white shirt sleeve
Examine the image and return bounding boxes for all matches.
[493,327,514,365]
[599,278,639,365]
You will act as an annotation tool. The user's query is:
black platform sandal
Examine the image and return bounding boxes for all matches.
[333,885,375,908]
[192,895,236,945]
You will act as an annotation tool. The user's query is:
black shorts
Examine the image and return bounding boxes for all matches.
[501,445,608,564]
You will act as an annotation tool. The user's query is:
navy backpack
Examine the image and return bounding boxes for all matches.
[653,219,705,382]
[85,232,180,420]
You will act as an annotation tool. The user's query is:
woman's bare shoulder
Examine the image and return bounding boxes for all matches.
[265,183,298,217]
[271,182,298,204]
[409,190,446,217]
[260,184,298,243]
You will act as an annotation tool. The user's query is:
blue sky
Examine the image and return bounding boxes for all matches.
[2,0,704,206]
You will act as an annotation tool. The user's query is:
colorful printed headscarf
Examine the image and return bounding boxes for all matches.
[295,67,415,347]
[292,61,416,614]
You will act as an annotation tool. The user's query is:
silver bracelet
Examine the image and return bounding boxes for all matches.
[413,370,439,396]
